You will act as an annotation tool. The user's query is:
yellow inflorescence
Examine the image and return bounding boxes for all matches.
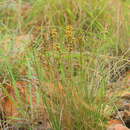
[53,43,61,52]
[65,25,73,39]
[51,28,58,40]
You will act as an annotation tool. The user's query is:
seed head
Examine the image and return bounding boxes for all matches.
[65,25,73,39]
[51,28,58,40]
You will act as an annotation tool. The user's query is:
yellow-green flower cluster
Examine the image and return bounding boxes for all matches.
[65,25,75,52]
[65,25,73,39]
[53,43,61,52]
[51,28,57,40]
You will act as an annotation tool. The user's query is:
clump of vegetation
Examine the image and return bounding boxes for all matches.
[0,0,129,129]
